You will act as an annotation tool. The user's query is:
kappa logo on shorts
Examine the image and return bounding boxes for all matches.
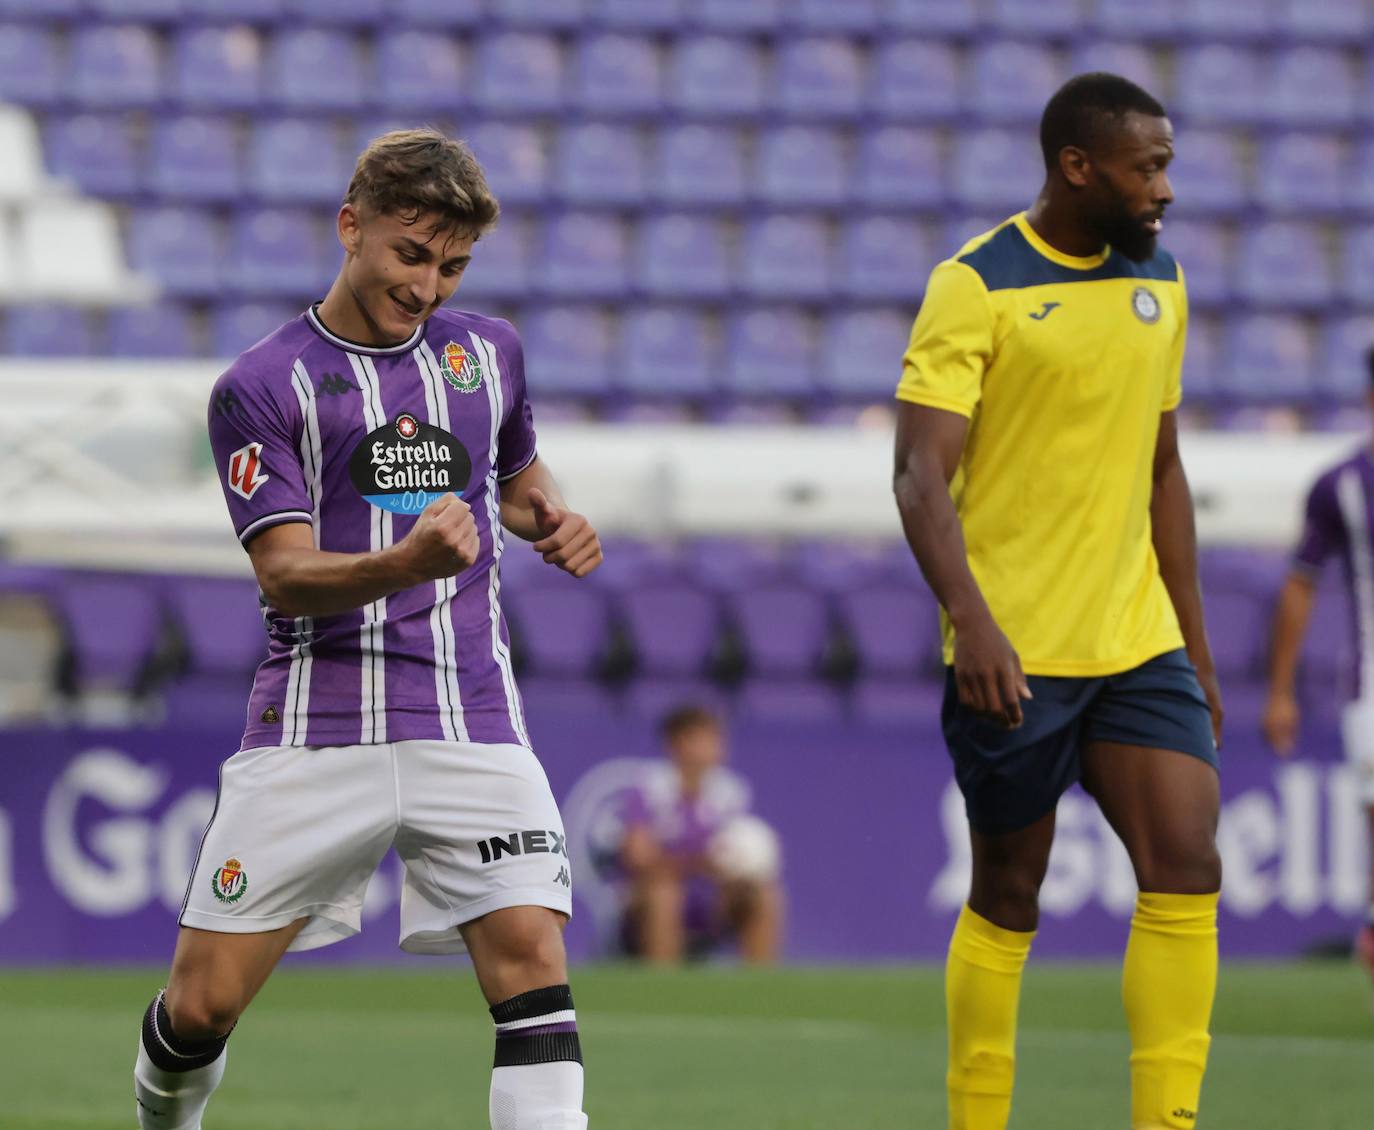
[210,857,249,904]
[554,866,570,888]
[227,442,270,501]
[476,829,567,864]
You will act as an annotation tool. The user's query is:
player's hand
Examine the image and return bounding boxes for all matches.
[528,487,603,578]
[1262,690,1299,758]
[397,492,480,580]
[952,612,1032,729]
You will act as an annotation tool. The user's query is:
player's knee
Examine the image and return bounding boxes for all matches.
[1135,839,1222,895]
[165,987,244,1042]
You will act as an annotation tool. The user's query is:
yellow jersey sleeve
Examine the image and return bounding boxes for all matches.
[1161,262,1187,412]
[896,259,993,419]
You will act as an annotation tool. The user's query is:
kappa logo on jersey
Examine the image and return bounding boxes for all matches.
[349,416,472,515]
[210,857,249,904]
[227,442,270,500]
[439,340,484,394]
[1132,286,1161,325]
[476,829,568,864]
[316,371,356,397]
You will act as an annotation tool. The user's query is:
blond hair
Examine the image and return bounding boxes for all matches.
[344,127,499,239]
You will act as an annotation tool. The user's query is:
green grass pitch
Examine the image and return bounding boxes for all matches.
[3,961,1371,1129]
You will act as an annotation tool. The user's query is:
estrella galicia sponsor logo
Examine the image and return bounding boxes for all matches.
[440,340,484,393]
[1132,286,1161,325]
[477,829,568,864]
[348,415,472,515]
[210,857,248,904]
[316,371,355,397]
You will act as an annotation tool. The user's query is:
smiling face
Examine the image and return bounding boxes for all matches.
[334,205,475,344]
[1062,111,1176,262]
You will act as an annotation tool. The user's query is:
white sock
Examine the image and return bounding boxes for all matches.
[489,985,587,1130]
[134,991,229,1130]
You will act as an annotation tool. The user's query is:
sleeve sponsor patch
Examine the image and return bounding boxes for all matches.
[227,441,270,501]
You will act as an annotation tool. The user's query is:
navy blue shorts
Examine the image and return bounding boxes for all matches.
[942,648,1218,835]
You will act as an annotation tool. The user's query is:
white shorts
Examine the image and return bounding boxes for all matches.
[1341,699,1374,805]
[180,740,572,954]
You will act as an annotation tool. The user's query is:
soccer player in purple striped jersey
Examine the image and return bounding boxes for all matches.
[1265,344,1374,987]
[133,130,598,1130]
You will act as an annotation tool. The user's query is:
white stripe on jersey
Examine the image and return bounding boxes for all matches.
[1336,467,1374,700]
[462,332,531,747]
[284,360,324,747]
[349,352,391,744]
[413,343,468,743]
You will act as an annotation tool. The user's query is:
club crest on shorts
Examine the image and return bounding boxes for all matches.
[1131,286,1161,325]
[439,341,484,394]
[210,857,248,904]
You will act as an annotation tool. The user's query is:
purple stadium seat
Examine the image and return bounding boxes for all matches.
[693,0,780,31]
[4,306,93,357]
[756,127,849,208]
[522,305,614,397]
[1163,221,1229,307]
[774,37,865,121]
[1220,314,1316,402]
[108,303,198,359]
[69,25,161,109]
[1234,222,1334,311]
[0,25,60,106]
[572,33,663,117]
[668,36,766,119]
[624,680,731,724]
[1180,313,1222,404]
[793,540,898,595]
[604,401,696,424]
[1348,140,1374,214]
[1166,130,1247,216]
[966,42,1061,125]
[1180,0,1273,41]
[266,30,367,111]
[1315,316,1374,404]
[1254,134,1346,216]
[128,207,224,298]
[1275,0,1368,43]
[941,215,1008,259]
[652,125,748,208]
[618,307,717,399]
[1339,226,1374,307]
[685,538,792,592]
[856,127,945,210]
[248,120,349,205]
[790,0,880,31]
[473,32,565,115]
[819,308,910,400]
[166,576,266,676]
[518,677,619,721]
[884,0,978,35]
[227,209,332,299]
[489,0,587,28]
[838,217,930,303]
[852,677,945,728]
[731,585,830,676]
[555,123,647,206]
[738,679,846,724]
[587,538,685,591]
[1175,46,1261,126]
[989,0,1081,37]
[0,0,82,16]
[837,586,940,676]
[708,402,798,426]
[587,0,685,30]
[282,0,385,23]
[505,585,610,675]
[541,213,630,299]
[869,39,960,123]
[726,309,819,398]
[621,584,722,676]
[1069,42,1165,101]
[171,26,263,111]
[54,574,162,696]
[182,0,284,18]
[387,0,484,26]
[467,121,547,206]
[635,214,731,300]
[46,116,139,199]
[459,217,534,300]
[951,129,1042,212]
[148,115,242,204]
[1203,590,1266,679]
[375,30,464,113]
[1266,48,1358,128]
[210,301,299,356]
[739,215,832,302]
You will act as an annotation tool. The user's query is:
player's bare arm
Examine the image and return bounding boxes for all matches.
[893,401,1031,728]
[245,491,479,618]
[1263,572,1317,755]
[1150,409,1223,745]
[500,456,603,578]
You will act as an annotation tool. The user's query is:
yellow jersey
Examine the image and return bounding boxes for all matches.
[896,212,1187,677]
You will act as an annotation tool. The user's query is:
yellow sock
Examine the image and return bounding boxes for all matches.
[946,904,1034,1130]
[1122,891,1219,1130]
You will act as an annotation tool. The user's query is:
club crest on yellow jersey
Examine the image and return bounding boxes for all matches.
[1132,286,1161,325]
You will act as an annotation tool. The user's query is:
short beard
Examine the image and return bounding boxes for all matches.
[1100,211,1158,263]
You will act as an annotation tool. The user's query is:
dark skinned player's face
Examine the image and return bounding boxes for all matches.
[1070,111,1175,263]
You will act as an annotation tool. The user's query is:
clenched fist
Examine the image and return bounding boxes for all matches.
[529,487,603,578]
[397,492,480,581]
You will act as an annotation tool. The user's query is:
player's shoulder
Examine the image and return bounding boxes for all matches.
[429,306,522,352]
[1313,447,1371,496]
[212,312,315,402]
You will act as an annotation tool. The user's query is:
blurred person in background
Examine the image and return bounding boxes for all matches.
[1264,344,1374,984]
[134,129,599,1130]
[894,74,1221,1130]
[619,706,783,965]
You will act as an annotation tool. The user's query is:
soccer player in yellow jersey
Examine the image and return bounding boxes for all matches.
[893,74,1223,1130]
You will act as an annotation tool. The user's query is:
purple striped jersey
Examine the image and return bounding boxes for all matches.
[208,304,537,751]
